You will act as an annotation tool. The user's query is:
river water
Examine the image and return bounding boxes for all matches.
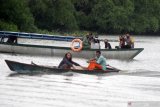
[0,36,160,107]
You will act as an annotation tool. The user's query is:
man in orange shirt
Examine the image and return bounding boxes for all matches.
[88,51,107,71]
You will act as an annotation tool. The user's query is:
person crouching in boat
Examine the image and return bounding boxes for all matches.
[87,51,106,71]
[58,52,82,69]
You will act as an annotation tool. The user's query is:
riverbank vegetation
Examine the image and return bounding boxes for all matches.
[0,0,160,35]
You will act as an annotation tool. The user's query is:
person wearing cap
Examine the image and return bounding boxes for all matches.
[87,51,107,70]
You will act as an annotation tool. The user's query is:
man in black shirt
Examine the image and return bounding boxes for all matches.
[104,39,112,49]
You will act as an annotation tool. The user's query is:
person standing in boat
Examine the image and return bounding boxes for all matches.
[87,51,107,70]
[131,36,134,48]
[58,52,81,69]
[104,39,112,49]
[83,32,94,49]
[83,35,90,49]
[124,34,132,49]
[128,34,135,48]
[90,35,101,49]
[87,32,94,43]
[119,35,125,49]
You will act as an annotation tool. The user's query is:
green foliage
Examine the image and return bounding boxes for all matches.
[54,0,78,31]
[0,0,160,34]
[149,17,159,32]
[133,0,160,34]
[29,0,78,32]
[0,20,18,31]
[0,0,36,32]
[89,0,134,33]
[28,0,55,30]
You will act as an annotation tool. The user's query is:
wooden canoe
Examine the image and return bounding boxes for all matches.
[0,43,144,60]
[5,60,120,75]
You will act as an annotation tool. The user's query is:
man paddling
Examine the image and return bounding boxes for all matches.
[87,51,107,70]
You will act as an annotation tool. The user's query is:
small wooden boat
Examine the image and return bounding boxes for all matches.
[0,43,144,60]
[5,60,120,74]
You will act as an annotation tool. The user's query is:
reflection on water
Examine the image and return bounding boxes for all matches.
[0,36,160,107]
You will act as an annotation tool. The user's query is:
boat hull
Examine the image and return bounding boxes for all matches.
[0,43,144,59]
[5,60,120,74]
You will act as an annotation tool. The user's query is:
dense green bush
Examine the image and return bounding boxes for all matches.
[0,0,36,32]
[0,20,18,31]
[0,0,160,35]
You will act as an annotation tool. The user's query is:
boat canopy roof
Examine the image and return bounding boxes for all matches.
[0,31,82,42]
